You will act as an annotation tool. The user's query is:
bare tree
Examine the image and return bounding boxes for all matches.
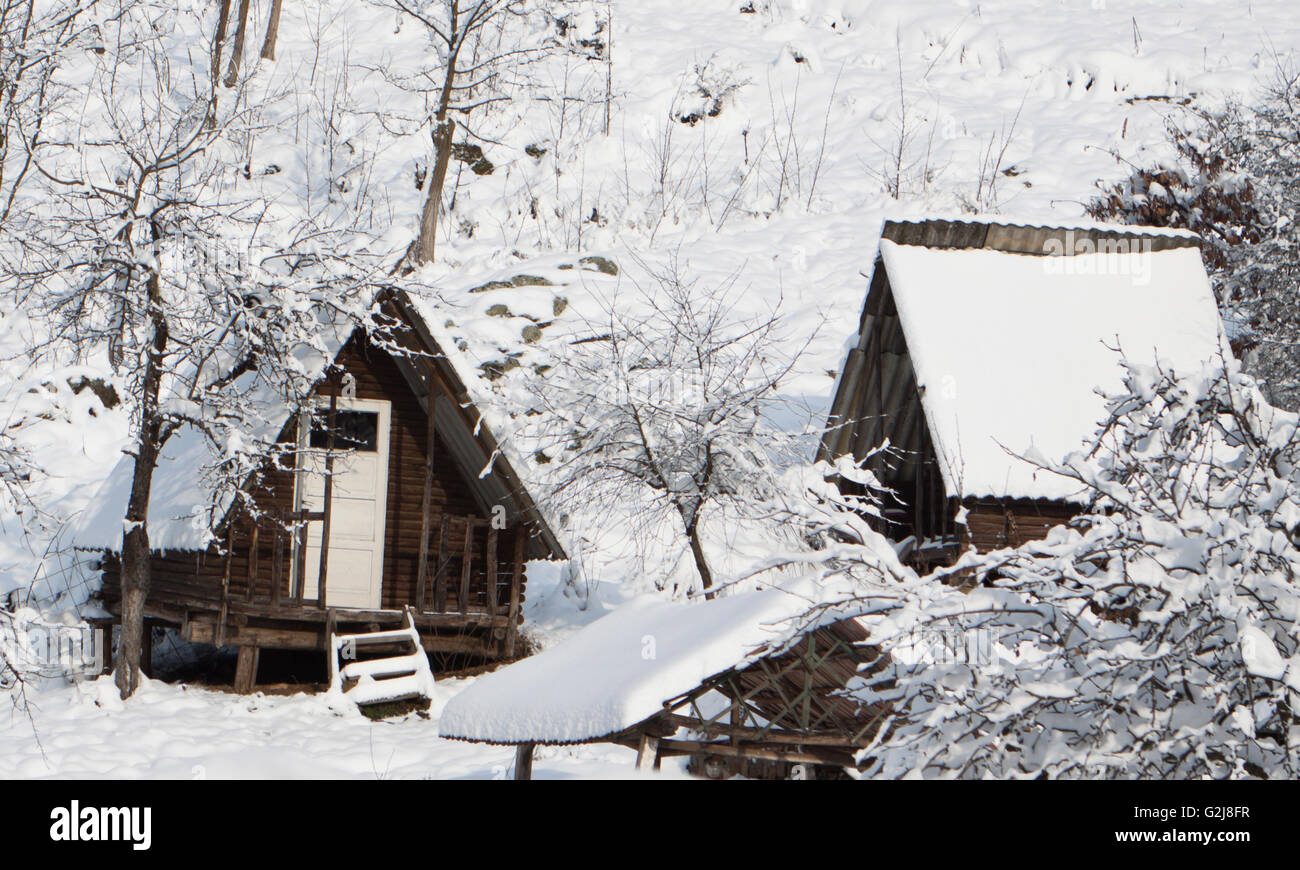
[13,2,379,698]
[260,0,285,60]
[519,255,831,597]
[388,0,544,266]
[223,0,254,87]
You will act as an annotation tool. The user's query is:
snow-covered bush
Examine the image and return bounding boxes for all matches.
[1089,61,1300,409]
[856,360,1300,779]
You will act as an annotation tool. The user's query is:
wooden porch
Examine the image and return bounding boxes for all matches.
[98,511,532,686]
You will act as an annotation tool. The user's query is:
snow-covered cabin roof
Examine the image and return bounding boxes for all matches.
[438,576,868,745]
[71,292,565,557]
[822,219,1228,503]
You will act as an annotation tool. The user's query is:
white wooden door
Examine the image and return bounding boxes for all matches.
[295,397,391,609]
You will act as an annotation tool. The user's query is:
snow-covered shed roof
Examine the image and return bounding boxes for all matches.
[438,576,868,745]
[71,291,565,557]
[823,219,1228,503]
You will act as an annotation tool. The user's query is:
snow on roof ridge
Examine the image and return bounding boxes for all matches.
[882,214,1201,240]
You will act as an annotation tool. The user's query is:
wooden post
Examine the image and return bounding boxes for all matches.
[504,526,526,658]
[293,509,308,605]
[459,520,474,614]
[635,734,660,772]
[99,623,114,675]
[139,621,153,678]
[415,389,437,612]
[218,522,234,646]
[245,519,259,603]
[434,515,449,612]
[317,378,339,607]
[325,608,339,685]
[271,512,284,609]
[485,525,499,618]
[514,743,535,781]
[234,645,260,693]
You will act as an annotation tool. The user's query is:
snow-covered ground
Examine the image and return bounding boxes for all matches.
[1,675,691,779]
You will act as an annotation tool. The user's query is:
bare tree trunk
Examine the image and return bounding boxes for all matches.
[685,516,715,599]
[412,117,456,264]
[259,0,283,60]
[223,0,252,88]
[207,0,232,129]
[115,226,169,700]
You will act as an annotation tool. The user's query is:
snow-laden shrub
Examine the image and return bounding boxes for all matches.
[1088,62,1300,409]
[856,360,1300,779]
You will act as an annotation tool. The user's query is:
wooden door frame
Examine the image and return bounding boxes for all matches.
[291,395,392,607]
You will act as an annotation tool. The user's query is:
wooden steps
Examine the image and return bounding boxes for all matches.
[326,606,436,706]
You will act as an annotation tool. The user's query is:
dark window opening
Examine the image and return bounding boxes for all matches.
[309,410,379,452]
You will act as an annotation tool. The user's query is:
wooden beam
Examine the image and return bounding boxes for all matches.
[514,743,535,781]
[271,513,283,609]
[434,515,449,612]
[504,526,525,658]
[188,620,500,656]
[660,713,868,748]
[245,520,259,603]
[293,509,308,605]
[485,525,499,618]
[635,734,660,772]
[459,519,473,614]
[648,737,858,769]
[218,523,234,645]
[415,377,437,611]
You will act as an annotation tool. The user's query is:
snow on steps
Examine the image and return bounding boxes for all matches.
[326,607,435,708]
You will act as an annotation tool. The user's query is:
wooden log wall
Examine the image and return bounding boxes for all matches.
[960,498,1079,552]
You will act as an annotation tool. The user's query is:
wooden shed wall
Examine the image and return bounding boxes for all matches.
[959,498,1080,553]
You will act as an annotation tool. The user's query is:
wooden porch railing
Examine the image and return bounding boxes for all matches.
[218,510,527,656]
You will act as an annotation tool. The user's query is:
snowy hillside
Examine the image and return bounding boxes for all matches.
[6,0,1296,607]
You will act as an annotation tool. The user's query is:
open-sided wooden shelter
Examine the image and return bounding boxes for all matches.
[821,218,1228,569]
[74,290,565,692]
[438,580,886,779]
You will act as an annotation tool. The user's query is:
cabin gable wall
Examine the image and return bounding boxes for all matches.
[99,332,525,626]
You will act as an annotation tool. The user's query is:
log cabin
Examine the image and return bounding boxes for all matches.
[73,289,566,692]
[820,218,1230,570]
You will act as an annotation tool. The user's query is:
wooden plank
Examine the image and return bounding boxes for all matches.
[434,515,449,612]
[635,734,660,772]
[294,509,308,605]
[643,737,857,769]
[485,524,499,618]
[271,513,284,609]
[325,607,339,684]
[415,374,437,611]
[245,520,259,603]
[504,526,526,658]
[514,743,535,781]
[187,618,501,656]
[218,524,234,646]
[459,519,473,614]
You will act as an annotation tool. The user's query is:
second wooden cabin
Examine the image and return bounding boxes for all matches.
[822,218,1229,569]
